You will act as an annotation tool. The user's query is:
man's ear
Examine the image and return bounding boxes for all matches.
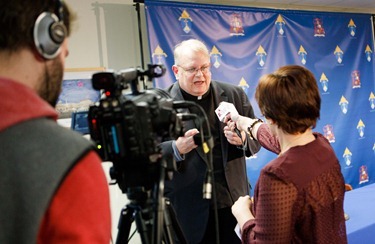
[172,65,179,79]
[32,47,47,62]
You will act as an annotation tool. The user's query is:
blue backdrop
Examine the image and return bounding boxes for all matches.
[145,0,375,191]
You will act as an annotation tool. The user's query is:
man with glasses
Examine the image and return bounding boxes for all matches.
[160,39,261,243]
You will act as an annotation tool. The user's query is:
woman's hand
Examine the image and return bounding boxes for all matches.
[224,114,252,132]
[232,195,255,231]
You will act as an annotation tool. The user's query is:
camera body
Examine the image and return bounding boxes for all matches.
[88,64,182,192]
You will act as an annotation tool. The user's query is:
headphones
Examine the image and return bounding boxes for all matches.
[33,0,67,59]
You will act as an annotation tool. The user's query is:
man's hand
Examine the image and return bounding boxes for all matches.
[224,125,245,146]
[175,128,199,155]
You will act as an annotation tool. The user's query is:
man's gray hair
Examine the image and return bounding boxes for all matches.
[173,39,209,65]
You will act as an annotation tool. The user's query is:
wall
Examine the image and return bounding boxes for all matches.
[65,0,150,71]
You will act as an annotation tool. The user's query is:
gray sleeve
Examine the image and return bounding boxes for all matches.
[160,140,184,161]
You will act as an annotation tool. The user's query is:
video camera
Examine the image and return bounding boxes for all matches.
[88,64,183,193]
[88,64,214,244]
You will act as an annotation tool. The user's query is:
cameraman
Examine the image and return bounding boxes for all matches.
[160,39,261,243]
[0,1,111,243]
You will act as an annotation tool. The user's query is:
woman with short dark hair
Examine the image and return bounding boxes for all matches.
[227,65,347,243]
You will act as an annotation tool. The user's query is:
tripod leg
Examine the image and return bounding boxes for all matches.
[134,207,152,244]
[164,198,187,244]
[163,202,174,244]
[116,204,153,244]
[116,206,134,244]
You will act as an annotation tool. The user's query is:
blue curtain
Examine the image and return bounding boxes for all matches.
[145,0,375,191]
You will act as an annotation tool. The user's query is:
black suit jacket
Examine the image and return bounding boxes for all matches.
[160,80,261,243]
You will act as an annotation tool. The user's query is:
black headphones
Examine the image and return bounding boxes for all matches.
[33,0,67,59]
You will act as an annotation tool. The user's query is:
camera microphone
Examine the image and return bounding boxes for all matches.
[117,64,166,83]
[118,68,140,82]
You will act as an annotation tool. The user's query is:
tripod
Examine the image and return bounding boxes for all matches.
[114,157,187,244]
[115,191,186,244]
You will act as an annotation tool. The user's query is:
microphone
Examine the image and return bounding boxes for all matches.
[215,101,239,122]
[215,101,242,138]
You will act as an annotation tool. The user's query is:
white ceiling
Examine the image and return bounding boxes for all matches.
[165,0,375,14]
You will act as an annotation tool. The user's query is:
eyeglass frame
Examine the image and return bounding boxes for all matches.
[177,64,211,75]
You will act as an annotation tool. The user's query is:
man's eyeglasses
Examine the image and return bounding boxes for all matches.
[178,64,211,75]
